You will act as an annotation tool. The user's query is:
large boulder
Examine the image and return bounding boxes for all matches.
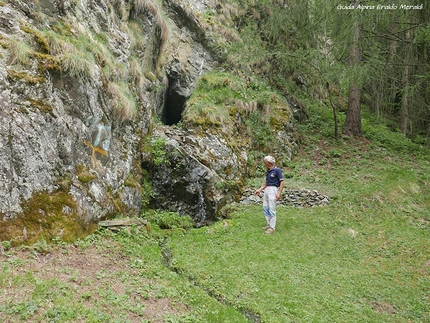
[143,127,242,225]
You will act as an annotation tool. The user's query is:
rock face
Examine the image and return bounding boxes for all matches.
[0,0,216,242]
[0,0,300,243]
[144,126,242,225]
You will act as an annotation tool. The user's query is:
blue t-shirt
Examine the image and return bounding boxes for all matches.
[266,167,284,187]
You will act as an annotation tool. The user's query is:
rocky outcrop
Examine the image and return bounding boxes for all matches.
[0,0,217,243]
[143,126,243,225]
[0,0,300,243]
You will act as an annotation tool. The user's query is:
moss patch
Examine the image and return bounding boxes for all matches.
[20,24,50,54]
[0,190,95,246]
[32,52,61,72]
[7,69,45,84]
[183,71,290,132]
[0,34,8,48]
[76,165,97,183]
[124,173,141,189]
[28,98,55,116]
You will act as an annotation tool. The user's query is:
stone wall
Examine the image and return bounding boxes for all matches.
[241,188,330,207]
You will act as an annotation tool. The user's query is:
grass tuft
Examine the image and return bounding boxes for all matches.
[5,38,33,65]
[106,81,137,123]
[58,44,97,79]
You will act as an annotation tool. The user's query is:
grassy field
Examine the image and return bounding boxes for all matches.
[1,122,429,322]
[167,132,430,323]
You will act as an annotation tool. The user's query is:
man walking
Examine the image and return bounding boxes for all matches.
[254,156,284,234]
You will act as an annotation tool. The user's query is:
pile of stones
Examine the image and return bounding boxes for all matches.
[240,188,330,207]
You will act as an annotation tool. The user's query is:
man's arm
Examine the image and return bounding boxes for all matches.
[276,180,284,200]
[254,183,266,195]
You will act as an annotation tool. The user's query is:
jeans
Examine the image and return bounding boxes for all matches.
[263,186,277,229]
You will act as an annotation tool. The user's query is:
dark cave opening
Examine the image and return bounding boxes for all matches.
[162,76,187,126]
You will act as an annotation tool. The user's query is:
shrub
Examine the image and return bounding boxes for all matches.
[148,137,170,166]
[146,210,193,230]
[244,110,274,150]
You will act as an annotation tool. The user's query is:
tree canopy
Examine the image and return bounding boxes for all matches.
[215,0,430,143]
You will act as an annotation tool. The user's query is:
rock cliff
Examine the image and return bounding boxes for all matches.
[0,0,299,243]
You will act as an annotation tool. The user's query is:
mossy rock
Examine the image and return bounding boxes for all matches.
[28,98,55,116]
[0,190,96,246]
[7,69,45,84]
[76,165,97,183]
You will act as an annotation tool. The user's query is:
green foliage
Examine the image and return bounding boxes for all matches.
[58,46,96,79]
[1,124,429,322]
[361,107,427,154]
[127,19,147,52]
[216,0,430,139]
[148,137,170,166]
[183,71,289,133]
[415,22,430,43]
[20,24,50,53]
[1,240,11,251]
[244,111,275,150]
[298,97,346,140]
[28,239,52,254]
[167,134,429,322]
[145,210,193,230]
[4,37,33,65]
[140,169,154,209]
[2,2,430,321]
[183,72,235,126]
[107,81,137,123]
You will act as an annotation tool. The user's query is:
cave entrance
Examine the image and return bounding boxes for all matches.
[162,75,188,126]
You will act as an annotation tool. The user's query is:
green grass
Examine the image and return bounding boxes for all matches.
[106,81,138,123]
[1,120,429,322]
[167,137,429,322]
[0,227,248,322]
[183,71,290,128]
[5,37,33,65]
[168,204,429,322]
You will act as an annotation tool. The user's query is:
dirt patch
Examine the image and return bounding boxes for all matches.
[0,240,190,322]
[370,300,398,315]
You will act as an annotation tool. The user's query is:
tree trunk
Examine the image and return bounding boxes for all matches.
[400,65,409,135]
[343,20,362,136]
[344,86,361,136]
[326,82,339,140]
[400,28,411,135]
